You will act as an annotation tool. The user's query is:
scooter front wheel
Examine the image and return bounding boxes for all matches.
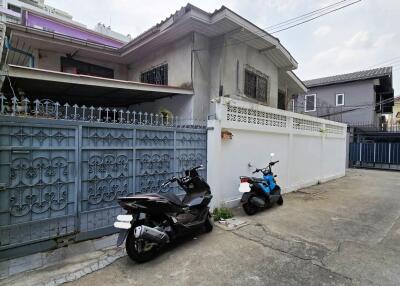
[242,202,258,215]
[277,195,283,206]
[204,212,214,233]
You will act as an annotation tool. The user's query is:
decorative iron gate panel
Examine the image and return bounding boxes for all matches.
[0,123,78,250]
[0,117,207,257]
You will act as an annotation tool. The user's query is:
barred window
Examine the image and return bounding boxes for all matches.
[244,69,268,101]
[140,64,168,85]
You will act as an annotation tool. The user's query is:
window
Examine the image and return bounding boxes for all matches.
[244,69,268,101]
[304,94,316,112]
[336,93,344,106]
[278,90,286,110]
[7,4,21,13]
[61,57,114,79]
[140,64,168,85]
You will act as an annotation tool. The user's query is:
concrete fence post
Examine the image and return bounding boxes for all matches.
[320,123,326,182]
[207,119,222,209]
[286,116,294,192]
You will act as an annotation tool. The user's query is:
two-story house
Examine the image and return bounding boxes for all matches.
[0,4,307,120]
[293,67,394,126]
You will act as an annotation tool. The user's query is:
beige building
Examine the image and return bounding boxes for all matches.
[393,97,400,124]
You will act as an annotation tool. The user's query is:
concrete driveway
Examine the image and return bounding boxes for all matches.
[67,169,400,286]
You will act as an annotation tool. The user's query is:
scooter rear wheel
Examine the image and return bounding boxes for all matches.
[125,227,159,263]
[277,195,283,206]
[243,202,258,215]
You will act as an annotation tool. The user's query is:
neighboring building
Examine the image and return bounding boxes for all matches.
[20,9,127,47]
[0,0,81,25]
[0,0,130,45]
[293,67,394,126]
[0,4,307,120]
[392,96,400,124]
[94,23,131,43]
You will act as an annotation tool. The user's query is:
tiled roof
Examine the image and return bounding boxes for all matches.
[304,66,392,88]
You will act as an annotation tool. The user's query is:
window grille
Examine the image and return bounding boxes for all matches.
[244,69,268,101]
[140,64,168,85]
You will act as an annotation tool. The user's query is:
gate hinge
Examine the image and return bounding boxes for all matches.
[0,183,6,191]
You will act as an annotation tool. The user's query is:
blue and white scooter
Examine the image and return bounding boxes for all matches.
[239,153,283,215]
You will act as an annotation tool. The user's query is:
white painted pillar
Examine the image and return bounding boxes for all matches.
[207,119,222,209]
[286,116,294,193]
[320,123,326,182]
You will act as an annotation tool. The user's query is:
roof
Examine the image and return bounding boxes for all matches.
[283,71,307,93]
[304,67,393,88]
[120,4,298,68]
[5,4,299,69]
[4,65,193,106]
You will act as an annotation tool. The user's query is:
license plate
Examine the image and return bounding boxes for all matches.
[239,182,251,193]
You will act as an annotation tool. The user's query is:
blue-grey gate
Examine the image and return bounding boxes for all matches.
[349,142,400,170]
[0,100,207,259]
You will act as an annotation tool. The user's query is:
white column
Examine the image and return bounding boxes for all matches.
[207,119,222,209]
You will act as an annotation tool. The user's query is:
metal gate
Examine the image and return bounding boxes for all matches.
[349,142,400,170]
[0,103,207,259]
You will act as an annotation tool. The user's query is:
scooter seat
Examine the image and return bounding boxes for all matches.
[119,193,184,206]
[251,177,265,183]
[159,192,184,206]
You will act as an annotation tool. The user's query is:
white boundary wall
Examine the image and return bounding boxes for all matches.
[207,97,347,208]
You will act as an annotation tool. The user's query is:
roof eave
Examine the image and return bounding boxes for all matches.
[6,64,194,95]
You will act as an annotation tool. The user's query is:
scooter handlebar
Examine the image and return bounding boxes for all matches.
[270,160,279,166]
[160,176,177,188]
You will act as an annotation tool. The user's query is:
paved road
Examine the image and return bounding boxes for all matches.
[68,169,400,286]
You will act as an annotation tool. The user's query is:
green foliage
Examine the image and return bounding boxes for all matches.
[212,207,234,221]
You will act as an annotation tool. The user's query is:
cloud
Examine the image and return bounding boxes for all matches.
[313,26,332,37]
[266,0,300,11]
[373,33,396,48]
[346,31,372,49]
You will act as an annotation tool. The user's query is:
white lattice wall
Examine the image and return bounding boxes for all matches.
[226,105,287,128]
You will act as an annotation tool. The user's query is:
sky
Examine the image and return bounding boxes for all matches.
[46,0,400,94]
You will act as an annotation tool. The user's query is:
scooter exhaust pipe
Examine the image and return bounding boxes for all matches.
[134,225,169,244]
[250,196,266,207]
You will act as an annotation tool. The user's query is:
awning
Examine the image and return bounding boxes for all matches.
[2,65,193,106]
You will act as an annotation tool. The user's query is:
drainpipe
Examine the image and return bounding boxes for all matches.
[4,37,35,67]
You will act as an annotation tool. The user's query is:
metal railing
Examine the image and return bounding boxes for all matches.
[0,95,206,128]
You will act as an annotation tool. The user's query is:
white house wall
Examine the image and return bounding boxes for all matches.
[220,38,279,108]
[207,97,347,208]
[128,33,283,120]
[192,33,211,120]
[127,34,193,87]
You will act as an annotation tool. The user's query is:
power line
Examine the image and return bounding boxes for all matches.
[195,0,362,53]
[265,0,351,30]
[269,0,362,34]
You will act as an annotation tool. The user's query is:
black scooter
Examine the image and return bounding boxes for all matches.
[239,153,283,215]
[114,165,213,262]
